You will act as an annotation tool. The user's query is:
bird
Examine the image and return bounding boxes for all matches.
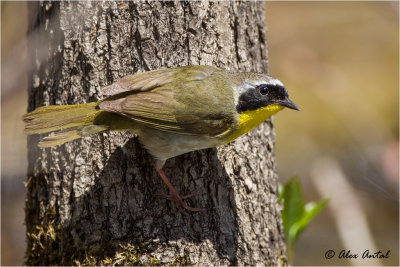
[23,65,299,213]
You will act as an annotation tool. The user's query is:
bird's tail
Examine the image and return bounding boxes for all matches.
[23,102,109,147]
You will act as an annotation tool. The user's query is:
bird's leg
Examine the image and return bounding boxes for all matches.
[155,167,205,213]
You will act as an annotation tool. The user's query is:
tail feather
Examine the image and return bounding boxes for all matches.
[38,128,82,148]
[38,125,109,147]
[23,102,109,147]
[23,102,101,134]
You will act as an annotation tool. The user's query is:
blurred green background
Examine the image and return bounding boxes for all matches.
[1,2,398,265]
[267,2,398,265]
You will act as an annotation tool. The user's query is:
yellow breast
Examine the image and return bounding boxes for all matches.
[227,104,283,143]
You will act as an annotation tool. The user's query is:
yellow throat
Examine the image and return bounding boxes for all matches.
[228,104,284,142]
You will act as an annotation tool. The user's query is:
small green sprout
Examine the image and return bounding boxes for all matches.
[279,176,329,264]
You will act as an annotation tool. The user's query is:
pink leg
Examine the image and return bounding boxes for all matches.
[156,168,205,213]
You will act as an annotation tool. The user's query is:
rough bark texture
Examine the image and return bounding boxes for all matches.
[25,1,287,265]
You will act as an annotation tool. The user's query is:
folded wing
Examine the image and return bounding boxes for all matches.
[99,66,234,137]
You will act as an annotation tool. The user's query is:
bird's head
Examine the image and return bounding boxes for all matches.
[235,74,299,113]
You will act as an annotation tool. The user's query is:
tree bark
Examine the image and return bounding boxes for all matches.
[25,1,287,265]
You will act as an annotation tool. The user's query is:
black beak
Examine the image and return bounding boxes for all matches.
[277,97,300,111]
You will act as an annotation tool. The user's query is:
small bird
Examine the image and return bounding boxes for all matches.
[23,65,299,212]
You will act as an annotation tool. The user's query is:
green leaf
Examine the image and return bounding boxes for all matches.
[279,176,330,264]
[280,176,305,238]
[288,198,330,243]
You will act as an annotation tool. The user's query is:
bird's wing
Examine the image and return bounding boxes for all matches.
[101,69,176,96]
[101,65,218,96]
[99,66,234,136]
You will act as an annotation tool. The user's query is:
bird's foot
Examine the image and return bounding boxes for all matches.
[156,192,206,215]
[155,167,205,215]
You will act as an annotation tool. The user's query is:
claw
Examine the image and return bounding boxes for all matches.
[156,193,206,213]
[155,167,206,214]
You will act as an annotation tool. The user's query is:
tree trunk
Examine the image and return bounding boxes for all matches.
[25,1,287,265]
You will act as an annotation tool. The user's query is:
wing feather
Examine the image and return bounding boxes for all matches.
[101,69,176,96]
[99,66,234,136]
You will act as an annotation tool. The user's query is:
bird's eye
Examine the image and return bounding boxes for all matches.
[258,85,268,95]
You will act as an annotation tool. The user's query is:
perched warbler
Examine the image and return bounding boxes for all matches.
[23,65,299,212]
